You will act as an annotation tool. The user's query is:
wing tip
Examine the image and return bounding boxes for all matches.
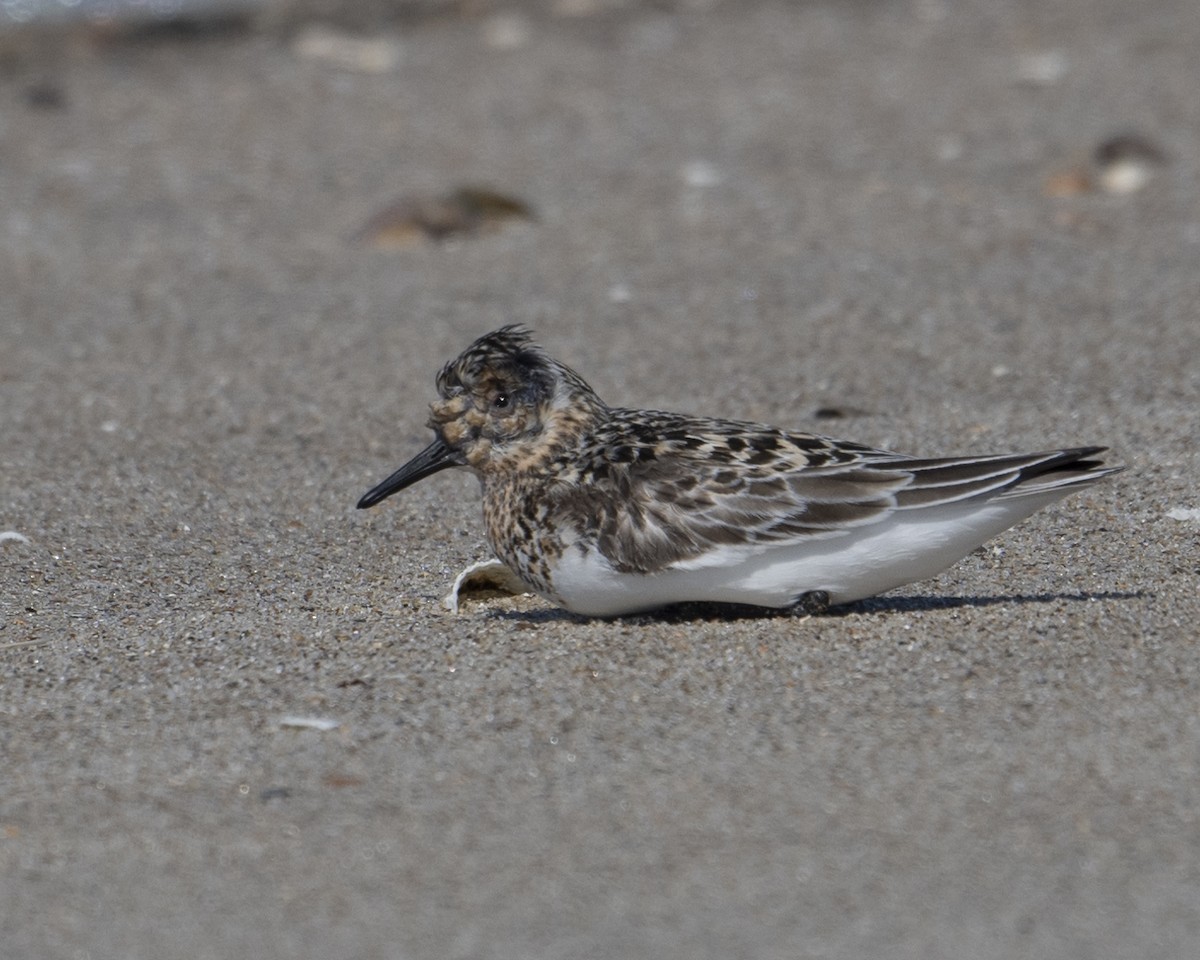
[1000,445,1124,498]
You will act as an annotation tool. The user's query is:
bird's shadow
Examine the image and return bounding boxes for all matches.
[487,590,1149,625]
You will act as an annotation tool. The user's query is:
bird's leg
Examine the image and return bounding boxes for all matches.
[788,590,831,617]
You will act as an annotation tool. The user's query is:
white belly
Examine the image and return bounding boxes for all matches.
[544,492,1067,617]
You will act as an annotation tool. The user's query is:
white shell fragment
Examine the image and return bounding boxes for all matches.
[279,716,341,732]
[1014,49,1068,86]
[292,26,402,74]
[0,531,32,544]
[1093,134,1167,194]
[443,559,531,613]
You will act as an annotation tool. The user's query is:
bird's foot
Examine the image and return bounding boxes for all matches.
[788,590,831,617]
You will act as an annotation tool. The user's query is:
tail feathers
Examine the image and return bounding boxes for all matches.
[892,446,1121,509]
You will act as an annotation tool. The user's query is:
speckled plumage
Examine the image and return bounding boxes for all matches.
[358,326,1122,616]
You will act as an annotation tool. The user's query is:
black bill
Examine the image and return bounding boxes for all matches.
[356,438,459,509]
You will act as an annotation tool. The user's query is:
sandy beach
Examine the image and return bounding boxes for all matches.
[2,2,1198,956]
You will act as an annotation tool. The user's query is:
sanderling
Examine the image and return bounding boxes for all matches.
[357,326,1121,617]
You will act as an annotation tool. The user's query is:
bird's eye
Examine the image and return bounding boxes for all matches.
[492,393,510,410]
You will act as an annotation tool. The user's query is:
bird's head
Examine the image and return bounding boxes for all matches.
[357,326,605,509]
